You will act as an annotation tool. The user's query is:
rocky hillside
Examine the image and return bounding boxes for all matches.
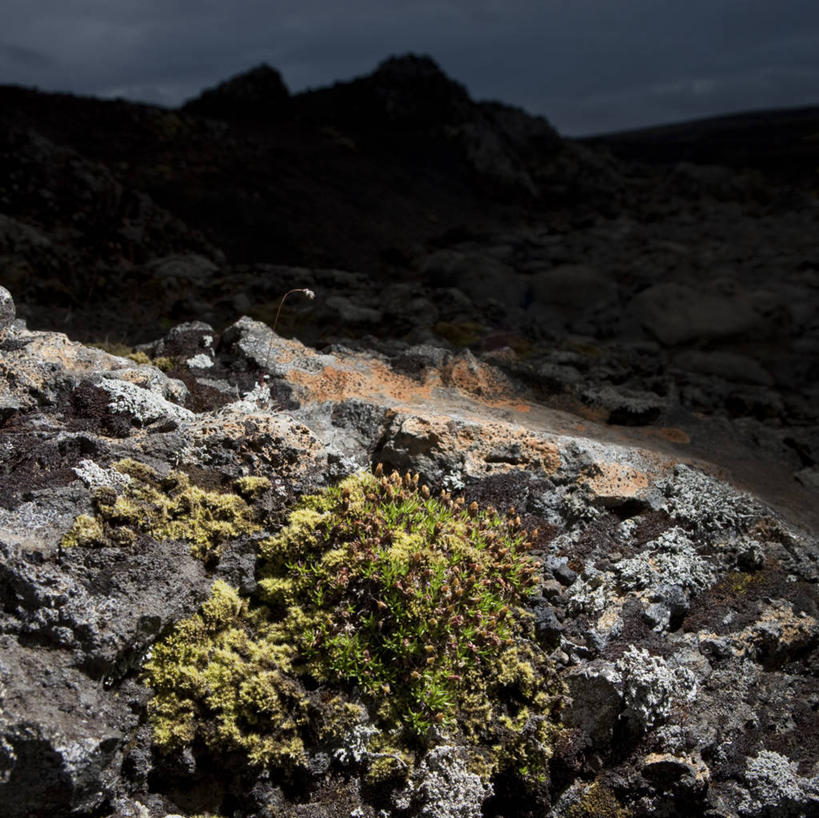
[0,54,818,816]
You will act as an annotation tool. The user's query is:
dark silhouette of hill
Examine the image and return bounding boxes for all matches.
[583,105,819,185]
[0,55,597,278]
[0,54,815,346]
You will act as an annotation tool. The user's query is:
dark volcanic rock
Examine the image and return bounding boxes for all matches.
[294,53,562,199]
[182,63,291,123]
[296,53,475,130]
[0,54,818,818]
[0,313,817,817]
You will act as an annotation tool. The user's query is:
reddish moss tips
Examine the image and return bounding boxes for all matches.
[144,468,564,793]
[257,469,553,738]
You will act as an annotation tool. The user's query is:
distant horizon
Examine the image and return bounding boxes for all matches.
[4,57,819,141]
[2,1,817,137]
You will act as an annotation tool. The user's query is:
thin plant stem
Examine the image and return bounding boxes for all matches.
[260,288,315,386]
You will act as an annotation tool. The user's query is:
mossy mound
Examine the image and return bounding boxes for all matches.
[145,580,309,768]
[567,782,632,818]
[143,467,563,793]
[61,459,265,564]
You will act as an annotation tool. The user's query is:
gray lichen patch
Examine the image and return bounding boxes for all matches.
[615,646,697,732]
[615,527,716,594]
[740,750,819,816]
[95,378,194,428]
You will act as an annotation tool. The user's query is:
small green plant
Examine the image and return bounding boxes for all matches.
[143,466,563,788]
[258,466,544,735]
[567,781,632,818]
[86,341,171,369]
[144,580,309,768]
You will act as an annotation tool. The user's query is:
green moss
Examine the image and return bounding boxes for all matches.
[126,350,151,365]
[87,340,134,358]
[234,475,272,500]
[85,342,165,369]
[365,753,410,787]
[315,697,369,744]
[567,782,631,818]
[727,571,761,595]
[60,514,105,548]
[143,468,564,789]
[256,470,555,737]
[145,580,308,767]
[61,459,260,563]
[152,356,177,373]
[434,320,485,348]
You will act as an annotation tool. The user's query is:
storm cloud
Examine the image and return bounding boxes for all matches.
[1,0,817,134]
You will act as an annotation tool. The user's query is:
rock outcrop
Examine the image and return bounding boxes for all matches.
[1,287,816,817]
[182,64,291,123]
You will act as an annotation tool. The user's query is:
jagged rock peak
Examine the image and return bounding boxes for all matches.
[182,63,290,121]
[295,52,475,129]
[371,53,458,83]
[366,53,474,121]
[368,53,473,119]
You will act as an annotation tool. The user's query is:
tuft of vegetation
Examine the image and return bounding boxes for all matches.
[145,579,309,768]
[567,781,632,818]
[433,320,485,348]
[86,340,170,369]
[61,459,264,563]
[143,467,563,792]
[257,467,546,736]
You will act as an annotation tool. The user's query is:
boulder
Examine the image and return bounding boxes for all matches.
[629,283,762,346]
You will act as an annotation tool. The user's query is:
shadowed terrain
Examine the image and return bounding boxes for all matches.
[0,55,818,818]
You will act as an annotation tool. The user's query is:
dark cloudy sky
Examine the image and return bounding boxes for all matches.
[1,1,817,135]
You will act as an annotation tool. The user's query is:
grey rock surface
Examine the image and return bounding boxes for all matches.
[1,314,815,817]
[0,285,14,334]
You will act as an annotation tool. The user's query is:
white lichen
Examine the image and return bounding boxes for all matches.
[72,459,132,491]
[615,527,716,594]
[333,723,380,766]
[567,569,612,617]
[395,745,492,818]
[615,646,697,731]
[98,379,194,426]
[185,353,214,369]
[663,464,759,537]
[740,749,819,816]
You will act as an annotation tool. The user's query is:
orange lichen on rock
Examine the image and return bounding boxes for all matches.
[276,345,528,414]
[583,462,651,505]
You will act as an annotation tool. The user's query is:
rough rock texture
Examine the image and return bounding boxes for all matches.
[1,53,818,818]
[1,290,816,817]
